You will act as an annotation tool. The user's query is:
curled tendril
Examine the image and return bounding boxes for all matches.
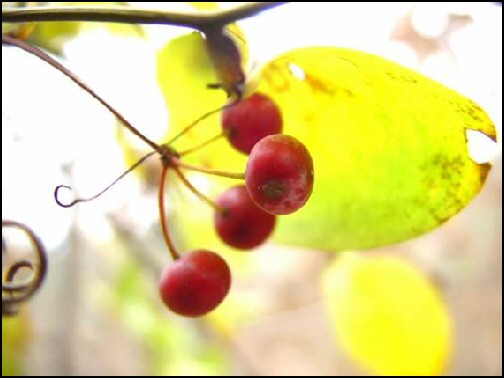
[54,149,158,208]
[2,220,48,317]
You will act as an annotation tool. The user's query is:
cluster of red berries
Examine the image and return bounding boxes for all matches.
[41,26,312,319]
[159,93,314,317]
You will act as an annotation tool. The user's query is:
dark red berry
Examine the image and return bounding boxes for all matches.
[159,250,231,317]
[215,185,276,250]
[221,93,283,154]
[245,135,314,215]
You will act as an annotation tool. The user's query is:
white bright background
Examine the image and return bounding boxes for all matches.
[2,2,502,376]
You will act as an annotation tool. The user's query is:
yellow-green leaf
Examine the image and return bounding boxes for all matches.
[2,315,31,376]
[157,32,225,148]
[27,21,81,55]
[254,47,496,250]
[27,3,145,55]
[322,252,452,376]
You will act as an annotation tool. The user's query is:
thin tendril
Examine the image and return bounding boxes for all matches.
[3,260,35,292]
[2,220,48,316]
[172,165,223,212]
[158,165,180,260]
[54,150,156,208]
[174,158,245,180]
[178,133,224,157]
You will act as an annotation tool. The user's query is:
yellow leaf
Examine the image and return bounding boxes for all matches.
[27,21,81,54]
[157,32,226,148]
[322,252,452,376]
[2,314,32,376]
[255,47,496,250]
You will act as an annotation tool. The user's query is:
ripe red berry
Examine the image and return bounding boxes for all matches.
[215,185,276,250]
[221,93,283,154]
[245,135,314,215]
[159,250,231,317]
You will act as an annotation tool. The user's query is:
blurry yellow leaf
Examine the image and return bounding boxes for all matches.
[158,39,495,252]
[322,253,452,376]
[157,32,225,146]
[2,22,36,40]
[28,21,81,54]
[187,2,219,11]
[2,314,32,376]
[27,3,145,54]
[254,47,496,250]
[206,290,264,337]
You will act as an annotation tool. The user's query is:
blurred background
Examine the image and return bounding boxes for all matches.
[2,2,502,376]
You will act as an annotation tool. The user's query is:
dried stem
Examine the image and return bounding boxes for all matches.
[167,102,235,146]
[178,133,224,157]
[172,165,222,212]
[2,3,287,30]
[2,220,48,316]
[158,164,180,261]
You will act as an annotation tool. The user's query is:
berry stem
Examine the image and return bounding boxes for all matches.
[172,165,224,213]
[2,34,163,154]
[158,164,181,261]
[167,103,235,146]
[174,159,245,180]
[178,133,224,157]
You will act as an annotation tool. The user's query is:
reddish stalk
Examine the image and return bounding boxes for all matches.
[158,164,180,260]
[172,164,224,214]
[166,101,238,146]
[178,133,224,157]
[174,158,245,180]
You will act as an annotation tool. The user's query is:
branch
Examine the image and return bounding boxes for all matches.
[1,3,287,30]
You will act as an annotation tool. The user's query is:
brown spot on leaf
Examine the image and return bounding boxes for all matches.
[305,73,354,97]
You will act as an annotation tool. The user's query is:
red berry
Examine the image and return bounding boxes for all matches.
[245,135,314,215]
[215,185,276,250]
[159,250,231,317]
[221,93,283,154]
